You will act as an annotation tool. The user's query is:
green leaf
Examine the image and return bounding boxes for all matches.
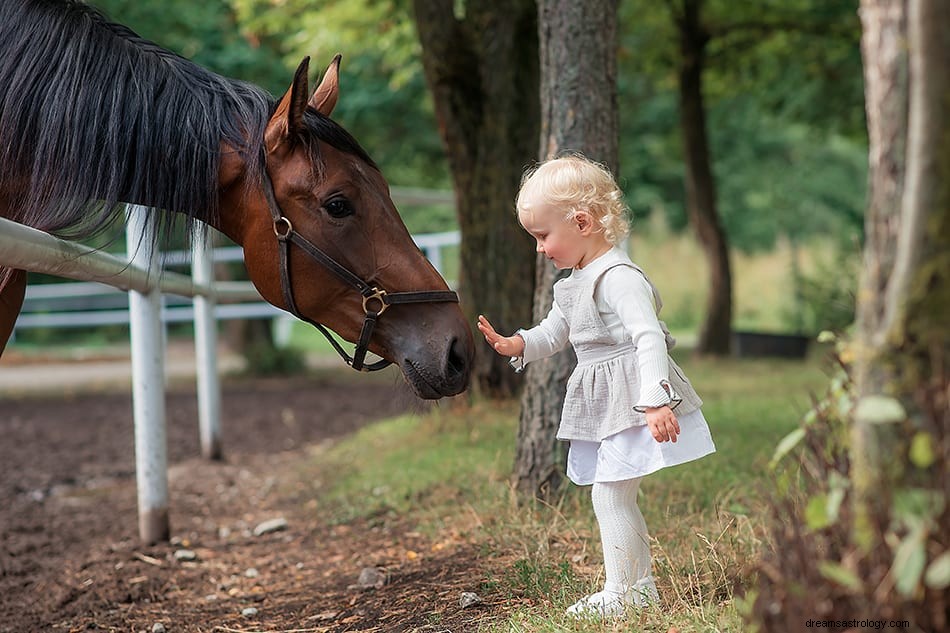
[924,551,950,590]
[893,488,945,526]
[909,432,936,469]
[771,427,806,468]
[805,494,830,530]
[818,562,863,592]
[854,395,906,425]
[892,528,927,597]
[825,474,847,524]
[817,330,836,343]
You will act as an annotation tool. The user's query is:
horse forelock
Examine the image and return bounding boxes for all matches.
[0,0,271,242]
[303,111,376,168]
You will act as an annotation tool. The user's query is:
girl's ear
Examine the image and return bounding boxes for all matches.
[575,210,594,234]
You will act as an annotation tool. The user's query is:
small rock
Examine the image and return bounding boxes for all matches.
[252,517,288,536]
[241,607,259,617]
[151,624,167,633]
[244,567,259,578]
[174,549,197,562]
[349,566,387,589]
[459,591,482,608]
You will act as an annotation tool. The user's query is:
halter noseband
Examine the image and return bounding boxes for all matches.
[261,168,460,372]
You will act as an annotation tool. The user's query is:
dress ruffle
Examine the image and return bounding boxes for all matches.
[558,351,643,441]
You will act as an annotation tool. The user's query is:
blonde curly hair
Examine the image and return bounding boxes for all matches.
[516,153,630,246]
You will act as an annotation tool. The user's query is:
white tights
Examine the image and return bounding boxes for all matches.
[590,477,657,601]
[566,478,660,617]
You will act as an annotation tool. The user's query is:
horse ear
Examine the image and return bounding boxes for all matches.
[265,57,311,155]
[309,54,342,116]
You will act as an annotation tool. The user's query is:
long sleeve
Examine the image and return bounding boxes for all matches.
[599,267,681,409]
[509,301,570,372]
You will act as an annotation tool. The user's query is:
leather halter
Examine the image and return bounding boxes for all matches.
[261,168,460,372]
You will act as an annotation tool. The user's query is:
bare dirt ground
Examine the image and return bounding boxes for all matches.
[0,358,506,633]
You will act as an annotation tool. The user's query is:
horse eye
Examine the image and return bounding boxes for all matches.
[323,198,353,219]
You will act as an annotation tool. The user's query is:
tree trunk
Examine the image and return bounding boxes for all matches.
[851,0,910,548]
[676,0,733,356]
[513,0,619,500]
[412,0,539,398]
[853,0,949,556]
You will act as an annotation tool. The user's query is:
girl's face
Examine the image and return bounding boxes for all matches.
[519,204,610,270]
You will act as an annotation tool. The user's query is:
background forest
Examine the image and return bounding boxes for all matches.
[94,0,867,339]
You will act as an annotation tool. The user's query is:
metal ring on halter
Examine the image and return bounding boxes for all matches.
[273,217,293,239]
[362,288,388,316]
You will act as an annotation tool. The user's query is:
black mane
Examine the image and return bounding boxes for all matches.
[0,0,374,242]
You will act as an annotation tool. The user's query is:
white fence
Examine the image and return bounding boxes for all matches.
[13,230,460,337]
[0,204,459,544]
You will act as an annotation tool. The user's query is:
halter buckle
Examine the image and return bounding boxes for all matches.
[273,217,293,240]
[362,288,389,316]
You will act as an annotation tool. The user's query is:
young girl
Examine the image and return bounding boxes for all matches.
[477,154,716,618]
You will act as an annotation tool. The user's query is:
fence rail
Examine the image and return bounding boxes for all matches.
[12,230,460,335]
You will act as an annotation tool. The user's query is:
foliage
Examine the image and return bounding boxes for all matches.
[787,244,859,335]
[93,0,288,92]
[230,0,449,188]
[618,0,867,253]
[752,339,949,631]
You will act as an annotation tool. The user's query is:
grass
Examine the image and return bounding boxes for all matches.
[298,349,834,631]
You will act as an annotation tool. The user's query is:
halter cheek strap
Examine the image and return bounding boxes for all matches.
[262,170,459,372]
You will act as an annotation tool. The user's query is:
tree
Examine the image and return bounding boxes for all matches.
[752,1,949,628]
[621,0,863,352]
[411,0,539,397]
[850,0,948,591]
[672,0,733,355]
[513,0,619,499]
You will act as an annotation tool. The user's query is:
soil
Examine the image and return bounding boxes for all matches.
[0,368,507,633]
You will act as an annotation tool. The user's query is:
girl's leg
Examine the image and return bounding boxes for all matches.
[593,477,651,593]
[568,477,658,617]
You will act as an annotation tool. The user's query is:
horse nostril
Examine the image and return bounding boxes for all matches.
[446,336,469,378]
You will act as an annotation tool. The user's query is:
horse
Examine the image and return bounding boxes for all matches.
[0,0,473,398]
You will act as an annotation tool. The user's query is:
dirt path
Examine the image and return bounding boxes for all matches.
[0,367,500,632]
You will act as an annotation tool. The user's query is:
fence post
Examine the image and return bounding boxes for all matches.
[192,226,222,460]
[125,205,170,544]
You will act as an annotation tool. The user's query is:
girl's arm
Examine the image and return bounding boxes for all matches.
[477,302,570,371]
[601,267,682,411]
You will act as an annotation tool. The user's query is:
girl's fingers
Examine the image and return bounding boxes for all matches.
[650,416,680,443]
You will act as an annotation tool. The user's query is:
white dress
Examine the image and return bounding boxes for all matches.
[566,408,716,485]
[514,248,716,485]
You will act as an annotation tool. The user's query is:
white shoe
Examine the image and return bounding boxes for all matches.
[565,590,628,618]
[565,577,659,619]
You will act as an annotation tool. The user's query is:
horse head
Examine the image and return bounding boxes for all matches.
[217,57,473,399]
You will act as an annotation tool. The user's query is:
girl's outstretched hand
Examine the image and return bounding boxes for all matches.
[477,315,526,357]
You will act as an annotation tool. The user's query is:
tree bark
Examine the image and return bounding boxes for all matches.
[513,0,619,500]
[412,0,539,398]
[851,0,910,547]
[676,0,733,356]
